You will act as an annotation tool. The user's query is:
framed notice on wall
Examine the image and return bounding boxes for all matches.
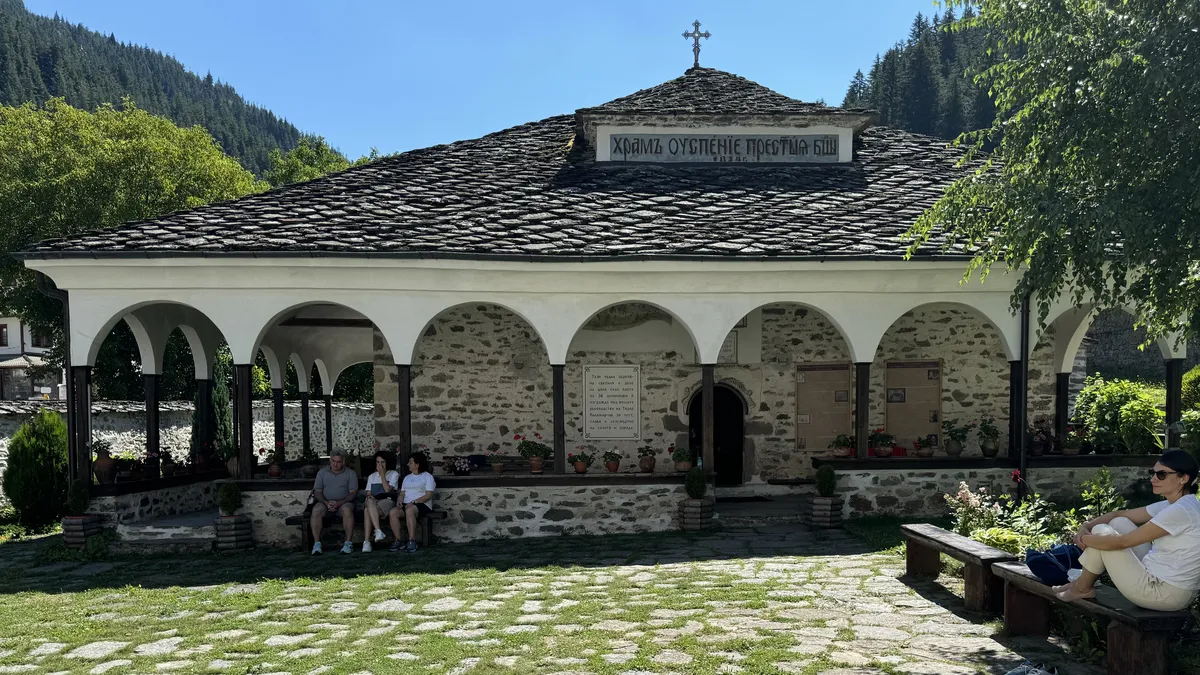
[583,365,641,440]
[795,362,853,451]
[886,360,942,447]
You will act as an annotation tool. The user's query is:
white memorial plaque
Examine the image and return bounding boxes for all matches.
[584,365,641,440]
[717,332,738,364]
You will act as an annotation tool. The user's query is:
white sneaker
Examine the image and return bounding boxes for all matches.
[340,540,353,554]
[311,542,323,555]
[362,540,373,553]
[373,530,386,543]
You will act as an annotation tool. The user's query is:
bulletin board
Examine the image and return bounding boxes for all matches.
[795,362,853,451]
[885,360,943,447]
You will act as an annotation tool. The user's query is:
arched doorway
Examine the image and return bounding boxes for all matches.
[688,385,745,486]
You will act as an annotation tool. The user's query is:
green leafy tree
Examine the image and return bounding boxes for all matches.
[0,98,266,396]
[906,0,1200,341]
[264,134,350,187]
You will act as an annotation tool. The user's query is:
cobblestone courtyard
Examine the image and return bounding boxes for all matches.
[0,525,1100,675]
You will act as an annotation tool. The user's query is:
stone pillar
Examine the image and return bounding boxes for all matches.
[854,363,870,459]
[272,387,284,454]
[1166,358,1185,446]
[701,365,715,475]
[144,374,161,479]
[552,365,565,474]
[1054,373,1070,442]
[300,390,311,458]
[195,379,212,465]
[324,394,334,456]
[69,366,92,484]
[235,365,253,479]
[396,365,412,465]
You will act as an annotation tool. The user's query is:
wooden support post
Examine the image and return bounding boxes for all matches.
[144,374,161,479]
[1002,582,1049,636]
[324,394,334,455]
[963,564,1003,615]
[905,541,941,577]
[195,378,211,465]
[552,365,565,474]
[300,390,311,458]
[1017,294,1030,496]
[69,366,92,484]
[1166,358,1184,447]
[397,365,412,465]
[701,365,715,476]
[1107,622,1168,675]
[235,365,253,479]
[854,362,870,459]
[273,387,284,453]
[1054,372,1070,443]
[1008,360,1021,456]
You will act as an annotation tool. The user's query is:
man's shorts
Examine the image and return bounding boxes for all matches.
[311,501,354,519]
[368,496,396,516]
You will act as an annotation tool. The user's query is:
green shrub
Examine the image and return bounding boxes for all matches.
[1183,365,1200,411]
[217,483,243,515]
[1077,374,1162,451]
[1182,409,1200,459]
[1080,466,1127,519]
[1119,397,1164,454]
[816,465,837,497]
[684,467,707,499]
[1,410,69,528]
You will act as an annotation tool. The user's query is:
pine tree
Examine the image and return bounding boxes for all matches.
[841,69,869,108]
[937,76,964,139]
[900,40,939,135]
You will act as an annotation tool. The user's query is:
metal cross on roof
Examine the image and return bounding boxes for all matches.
[682,20,711,69]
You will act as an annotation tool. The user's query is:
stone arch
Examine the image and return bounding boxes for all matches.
[1042,303,1180,375]
[85,300,228,379]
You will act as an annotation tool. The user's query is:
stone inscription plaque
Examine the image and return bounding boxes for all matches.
[609,133,840,163]
[584,365,641,440]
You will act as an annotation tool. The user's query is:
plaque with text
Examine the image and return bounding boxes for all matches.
[609,133,841,163]
[584,365,641,440]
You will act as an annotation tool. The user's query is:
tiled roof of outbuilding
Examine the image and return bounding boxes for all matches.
[25,68,974,260]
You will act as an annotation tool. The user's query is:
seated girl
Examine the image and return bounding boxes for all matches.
[1055,450,1200,611]
[361,450,400,553]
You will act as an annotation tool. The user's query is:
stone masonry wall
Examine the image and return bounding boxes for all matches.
[240,483,687,548]
[838,465,1147,519]
[88,481,218,524]
[376,302,1059,484]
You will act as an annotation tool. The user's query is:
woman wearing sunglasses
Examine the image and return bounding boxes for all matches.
[1053,450,1200,610]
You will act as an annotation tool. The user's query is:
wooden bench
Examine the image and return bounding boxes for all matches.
[993,561,1191,675]
[900,523,1018,614]
[285,502,447,550]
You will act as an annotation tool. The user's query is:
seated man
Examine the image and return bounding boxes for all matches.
[309,449,359,555]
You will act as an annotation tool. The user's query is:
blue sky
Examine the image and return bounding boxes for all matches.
[25,0,941,160]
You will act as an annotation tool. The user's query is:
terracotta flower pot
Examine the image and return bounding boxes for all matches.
[1063,446,1080,456]
[161,463,178,477]
[605,461,619,473]
[573,461,588,473]
[301,463,319,479]
[980,439,1000,457]
[530,456,544,474]
[492,462,504,474]
[872,446,893,458]
[226,457,239,477]
[944,439,964,457]
[638,457,656,473]
[93,456,117,484]
[835,446,854,458]
[675,461,693,472]
[914,446,934,458]
[267,463,282,478]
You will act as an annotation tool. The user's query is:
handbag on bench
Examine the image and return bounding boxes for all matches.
[1024,544,1082,586]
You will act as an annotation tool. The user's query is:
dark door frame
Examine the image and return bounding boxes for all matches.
[687,383,746,486]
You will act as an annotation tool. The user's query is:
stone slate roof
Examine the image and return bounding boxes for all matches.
[0,400,372,416]
[576,67,855,116]
[26,68,976,260]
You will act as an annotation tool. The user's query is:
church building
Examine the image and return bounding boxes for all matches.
[21,45,1187,542]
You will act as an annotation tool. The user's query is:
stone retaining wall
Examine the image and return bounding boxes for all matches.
[88,481,218,524]
[240,483,688,548]
[837,465,1147,519]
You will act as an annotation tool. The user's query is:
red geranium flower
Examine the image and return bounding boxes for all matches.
[1011,470,1022,484]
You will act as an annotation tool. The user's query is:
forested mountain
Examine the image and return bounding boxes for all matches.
[842,9,995,140]
[0,0,299,175]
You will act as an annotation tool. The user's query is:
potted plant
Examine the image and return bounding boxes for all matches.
[637,445,657,472]
[978,415,1001,457]
[912,436,935,458]
[61,479,103,550]
[603,451,621,473]
[828,434,854,458]
[1028,415,1052,456]
[486,448,505,474]
[868,428,894,457]
[160,452,178,477]
[91,439,117,484]
[516,433,552,473]
[299,440,319,479]
[450,456,472,476]
[215,483,253,551]
[567,450,594,474]
[1061,429,1083,456]
[217,440,238,477]
[671,444,692,472]
[941,419,974,457]
[807,465,843,529]
[678,467,715,530]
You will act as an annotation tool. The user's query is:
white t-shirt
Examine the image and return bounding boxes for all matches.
[365,470,400,498]
[1143,494,1200,590]
[401,472,436,508]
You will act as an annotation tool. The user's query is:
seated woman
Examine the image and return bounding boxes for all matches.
[388,451,436,553]
[1055,450,1200,611]
[361,450,400,553]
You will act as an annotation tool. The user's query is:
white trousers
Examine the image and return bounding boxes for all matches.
[1079,517,1196,611]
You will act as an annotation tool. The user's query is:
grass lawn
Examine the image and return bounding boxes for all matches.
[0,521,1129,675]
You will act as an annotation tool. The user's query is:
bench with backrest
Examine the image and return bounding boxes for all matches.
[992,561,1192,675]
[284,494,447,550]
[900,523,1018,614]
